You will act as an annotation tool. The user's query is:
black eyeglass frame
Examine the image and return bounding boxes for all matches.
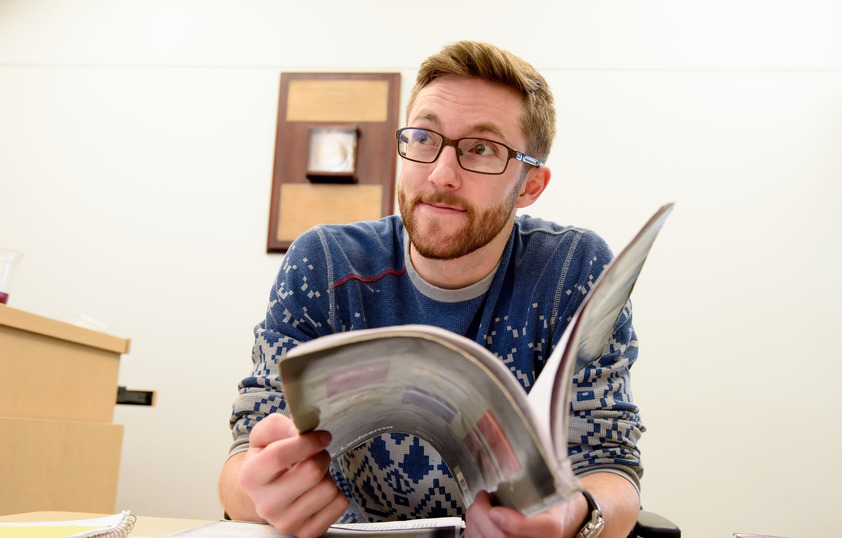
[395,127,544,175]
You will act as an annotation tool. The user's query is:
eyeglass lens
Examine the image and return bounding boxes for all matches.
[398,128,511,174]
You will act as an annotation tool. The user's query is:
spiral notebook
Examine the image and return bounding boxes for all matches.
[0,510,136,538]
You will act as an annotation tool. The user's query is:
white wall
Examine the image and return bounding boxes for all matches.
[1,1,840,536]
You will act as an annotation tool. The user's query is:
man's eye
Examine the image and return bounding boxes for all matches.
[413,132,433,144]
[469,141,496,156]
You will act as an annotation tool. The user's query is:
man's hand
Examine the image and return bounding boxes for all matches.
[465,472,639,538]
[465,491,567,538]
[221,413,349,538]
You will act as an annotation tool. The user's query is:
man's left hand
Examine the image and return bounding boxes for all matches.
[465,490,568,538]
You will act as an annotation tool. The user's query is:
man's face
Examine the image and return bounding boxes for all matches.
[398,76,529,261]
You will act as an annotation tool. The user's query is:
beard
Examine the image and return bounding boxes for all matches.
[398,181,521,261]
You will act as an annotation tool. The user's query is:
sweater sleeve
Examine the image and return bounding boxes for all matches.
[547,228,644,490]
[228,229,335,456]
[567,299,644,490]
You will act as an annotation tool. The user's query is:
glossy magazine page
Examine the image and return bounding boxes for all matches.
[281,324,572,515]
[528,202,675,460]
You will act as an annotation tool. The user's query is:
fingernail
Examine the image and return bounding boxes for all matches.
[317,430,332,446]
[285,424,298,438]
[489,509,505,526]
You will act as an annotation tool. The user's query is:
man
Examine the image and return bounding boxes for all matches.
[219,41,643,538]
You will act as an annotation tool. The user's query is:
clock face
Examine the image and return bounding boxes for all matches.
[308,128,357,174]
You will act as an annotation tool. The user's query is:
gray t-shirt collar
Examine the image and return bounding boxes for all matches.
[402,229,500,303]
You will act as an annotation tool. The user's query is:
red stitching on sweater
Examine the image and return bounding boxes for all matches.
[332,267,406,289]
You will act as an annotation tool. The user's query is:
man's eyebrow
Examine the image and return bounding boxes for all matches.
[410,113,509,142]
[412,111,440,125]
[470,123,507,141]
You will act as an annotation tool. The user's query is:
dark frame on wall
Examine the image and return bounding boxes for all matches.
[267,72,401,253]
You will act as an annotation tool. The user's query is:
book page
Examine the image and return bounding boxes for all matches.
[168,517,464,537]
[281,325,573,515]
[528,203,674,458]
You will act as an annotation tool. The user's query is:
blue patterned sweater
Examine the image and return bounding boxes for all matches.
[229,215,644,522]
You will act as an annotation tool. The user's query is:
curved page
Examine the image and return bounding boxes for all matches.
[528,202,674,460]
[280,324,575,515]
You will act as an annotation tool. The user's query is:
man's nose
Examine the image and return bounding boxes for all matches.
[427,145,462,189]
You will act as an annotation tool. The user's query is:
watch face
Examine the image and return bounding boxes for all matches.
[307,127,357,174]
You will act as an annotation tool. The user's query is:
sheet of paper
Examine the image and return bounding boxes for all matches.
[166,518,465,537]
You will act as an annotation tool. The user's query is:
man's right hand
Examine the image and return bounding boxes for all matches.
[219,413,349,538]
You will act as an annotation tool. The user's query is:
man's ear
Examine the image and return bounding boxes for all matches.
[515,166,551,209]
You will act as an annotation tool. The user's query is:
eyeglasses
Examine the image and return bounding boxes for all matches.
[395,127,544,175]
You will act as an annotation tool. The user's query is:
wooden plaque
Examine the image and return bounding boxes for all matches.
[267,73,400,252]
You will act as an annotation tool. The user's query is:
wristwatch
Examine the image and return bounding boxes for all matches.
[577,488,605,538]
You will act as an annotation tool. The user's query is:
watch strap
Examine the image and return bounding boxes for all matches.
[576,488,605,538]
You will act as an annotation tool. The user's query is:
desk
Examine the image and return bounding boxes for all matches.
[0,511,213,537]
[0,306,130,515]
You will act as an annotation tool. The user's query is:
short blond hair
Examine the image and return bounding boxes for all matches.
[406,40,556,162]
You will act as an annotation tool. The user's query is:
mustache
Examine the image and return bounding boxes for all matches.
[413,192,469,211]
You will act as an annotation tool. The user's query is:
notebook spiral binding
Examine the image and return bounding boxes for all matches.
[71,510,137,538]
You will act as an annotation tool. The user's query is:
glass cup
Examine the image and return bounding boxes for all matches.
[0,248,23,305]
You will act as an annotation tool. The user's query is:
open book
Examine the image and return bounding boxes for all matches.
[279,203,674,517]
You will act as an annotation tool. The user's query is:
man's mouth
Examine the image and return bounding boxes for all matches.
[422,201,466,213]
[416,195,468,214]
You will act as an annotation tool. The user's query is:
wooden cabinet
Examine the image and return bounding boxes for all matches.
[0,306,130,515]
